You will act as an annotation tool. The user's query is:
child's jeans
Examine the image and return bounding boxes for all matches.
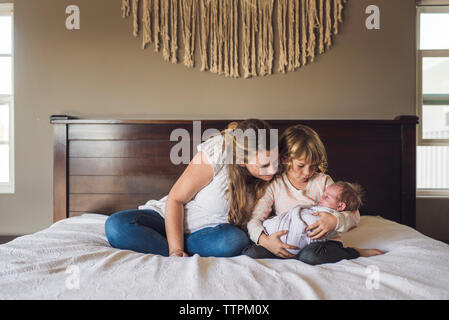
[105,209,250,257]
[242,240,360,265]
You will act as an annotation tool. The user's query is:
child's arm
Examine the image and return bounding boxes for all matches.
[247,184,275,244]
[332,209,361,233]
[248,182,300,258]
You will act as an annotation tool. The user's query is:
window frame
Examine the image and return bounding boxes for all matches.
[0,3,14,194]
[416,6,449,146]
[416,4,449,196]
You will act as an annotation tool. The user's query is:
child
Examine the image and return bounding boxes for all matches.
[262,181,383,257]
[243,124,384,265]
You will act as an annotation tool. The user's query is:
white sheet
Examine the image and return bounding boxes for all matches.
[1,214,448,300]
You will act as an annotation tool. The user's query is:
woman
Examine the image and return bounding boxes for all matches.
[105,119,278,257]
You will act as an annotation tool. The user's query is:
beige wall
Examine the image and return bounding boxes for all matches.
[0,0,445,241]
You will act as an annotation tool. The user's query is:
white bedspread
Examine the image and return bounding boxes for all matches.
[1,214,448,300]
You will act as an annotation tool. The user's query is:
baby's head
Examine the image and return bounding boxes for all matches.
[319,181,364,212]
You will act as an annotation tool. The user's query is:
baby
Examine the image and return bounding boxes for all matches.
[263,181,364,255]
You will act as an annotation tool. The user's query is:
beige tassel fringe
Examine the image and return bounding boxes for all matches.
[121,0,131,18]
[294,0,300,69]
[132,0,140,37]
[258,0,274,76]
[318,0,324,54]
[306,0,317,62]
[324,0,332,49]
[180,0,197,68]
[153,0,161,52]
[300,0,307,66]
[333,0,347,35]
[142,0,152,49]
[242,0,250,77]
[199,0,210,71]
[242,0,259,78]
[287,0,295,72]
[161,0,170,61]
[277,0,287,74]
[170,0,178,63]
[210,0,218,74]
[250,0,257,78]
[120,0,346,78]
[231,0,240,78]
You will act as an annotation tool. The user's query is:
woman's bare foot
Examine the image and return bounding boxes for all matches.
[355,248,386,257]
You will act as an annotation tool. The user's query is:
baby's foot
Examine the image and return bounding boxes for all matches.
[355,248,385,257]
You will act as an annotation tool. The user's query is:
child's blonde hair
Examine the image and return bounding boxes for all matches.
[279,124,328,174]
[333,181,364,211]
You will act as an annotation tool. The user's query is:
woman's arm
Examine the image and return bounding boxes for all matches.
[165,151,214,256]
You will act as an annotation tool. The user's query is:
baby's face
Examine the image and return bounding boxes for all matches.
[319,185,342,210]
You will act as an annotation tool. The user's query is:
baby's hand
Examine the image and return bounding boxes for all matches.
[306,211,338,240]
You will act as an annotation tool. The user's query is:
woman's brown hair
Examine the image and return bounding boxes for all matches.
[224,119,276,229]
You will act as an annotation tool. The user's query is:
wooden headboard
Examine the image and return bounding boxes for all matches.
[50,115,418,228]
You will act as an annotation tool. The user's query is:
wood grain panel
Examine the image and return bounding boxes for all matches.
[69,140,181,158]
[68,122,402,142]
[53,124,68,222]
[69,194,156,214]
[325,140,401,219]
[69,124,185,140]
[68,122,230,140]
[69,175,177,194]
[400,120,417,228]
[70,158,186,176]
[298,124,401,142]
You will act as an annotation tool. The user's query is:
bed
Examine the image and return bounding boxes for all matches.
[1,115,449,300]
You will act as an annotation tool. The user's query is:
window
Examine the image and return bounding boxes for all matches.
[0,3,13,194]
[417,5,449,195]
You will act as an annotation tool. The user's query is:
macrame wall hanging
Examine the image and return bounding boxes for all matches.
[121,0,347,78]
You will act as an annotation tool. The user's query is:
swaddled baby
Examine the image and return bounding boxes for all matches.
[262,181,363,255]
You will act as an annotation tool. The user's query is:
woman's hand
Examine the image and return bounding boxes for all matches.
[169,249,189,257]
[259,231,298,259]
[306,211,338,240]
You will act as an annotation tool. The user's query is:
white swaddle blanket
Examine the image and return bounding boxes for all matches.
[263,205,339,255]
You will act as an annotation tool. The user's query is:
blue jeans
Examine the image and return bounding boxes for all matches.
[105,209,250,257]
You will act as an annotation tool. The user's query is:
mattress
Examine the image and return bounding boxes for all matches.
[1,214,448,299]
